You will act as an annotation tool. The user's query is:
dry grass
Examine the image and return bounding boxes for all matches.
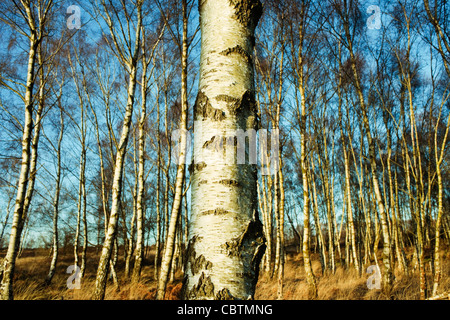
[2,247,449,300]
[256,250,450,300]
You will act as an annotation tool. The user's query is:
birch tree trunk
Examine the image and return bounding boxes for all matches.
[154,88,162,281]
[337,62,360,274]
[301,149,317,299]
[69,50,88,277]
[432,98,450,296]
[277,154,285,300]
[0,12,39,299]
[295,1,317,299]
[181,0,265,300]
[22,45,47,237]
[92,1,142,300]
[125,178,137,279]
[344,31,393,294]
[311,171,327,274]
[45,105,64,286]
[156,0,189,299]
[132,29,151,282]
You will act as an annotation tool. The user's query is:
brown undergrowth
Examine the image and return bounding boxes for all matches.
[256,250,450,300]
[1,247,448,300]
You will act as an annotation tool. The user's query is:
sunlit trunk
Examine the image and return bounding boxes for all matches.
[182,0,265,300]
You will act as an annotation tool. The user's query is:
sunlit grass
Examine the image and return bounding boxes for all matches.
[4,246,449,300]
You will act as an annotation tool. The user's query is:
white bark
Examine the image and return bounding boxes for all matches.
[132,37,150,282]
[92,2,142,299]
[45,106,64,286]
[156,0,189,299]
[0,29,38,300]
[182,0,265,300]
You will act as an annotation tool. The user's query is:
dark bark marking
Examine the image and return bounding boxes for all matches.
[200,208,232,216]
[214,94,240,104]
[198,0,208,12]
[216,288,237,300]
[191,254,213,275]
[203,136,217,149]
[188,161,207,175]
[228,90,259,130]
[229,0,263,30]
[187,272,215,299]
[220,45,251,64]
[220,218,265,299]
[184,236,213,276]
[228,90,254,116]
[222,219,265,258]
[194,91,226,121]
[219,179,241,187]
[250,242,266,291]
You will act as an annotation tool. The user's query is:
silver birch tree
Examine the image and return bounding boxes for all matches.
[0,0,54,300]
[181,0,266,300]
[92,0,143,300]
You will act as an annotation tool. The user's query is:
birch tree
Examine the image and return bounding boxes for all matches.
[92,0,143,300]
[156,0,191,299]
[181,0,266,300]
[289,0,318,299]
[0,0,55,300]
[330,0,393,292]
[44,89,65,286]
[132,20,164,283]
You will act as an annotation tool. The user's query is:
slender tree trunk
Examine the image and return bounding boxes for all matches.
[432,107,450,296]
[277,162,285,300]
[338,101,359,274]
[318,138,336,274]
[302,157,317,299]
[260,174,273,275]
[132,40,149,283]
[154,92,162,281]
[1,31,39,300]
[81,177,88,278]
[125,180,137,279]
[45,107,64,286]
[311,172,327,274]
[74,86,87,276]
[294,1,317,299]
[156,0,189,299]
[346,35,393,292]
[92,4,142,299]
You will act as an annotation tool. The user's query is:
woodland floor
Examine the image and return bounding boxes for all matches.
[1,246,449,300]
